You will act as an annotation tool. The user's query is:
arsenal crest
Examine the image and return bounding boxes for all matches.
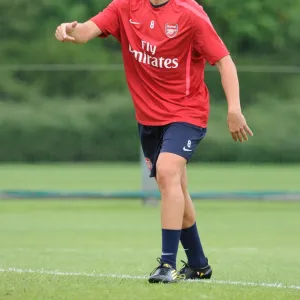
[165,24,178,39]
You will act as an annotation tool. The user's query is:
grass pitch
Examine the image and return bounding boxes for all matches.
[0,200,299,300]
[0,163,299,299]
[1,163,300,191]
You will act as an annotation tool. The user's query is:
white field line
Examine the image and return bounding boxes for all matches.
[0,247,259,253]
[0,267,299,291]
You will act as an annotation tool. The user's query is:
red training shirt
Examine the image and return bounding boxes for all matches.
[91,0,229,127]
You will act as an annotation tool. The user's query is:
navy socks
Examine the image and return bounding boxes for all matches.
[180,223,207,268]
[161,229,181,269]
[160,224,207,270]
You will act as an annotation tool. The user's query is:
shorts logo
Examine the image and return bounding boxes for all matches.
[145,158,152,170]
[165,24,178,39]
[183,140,193,152]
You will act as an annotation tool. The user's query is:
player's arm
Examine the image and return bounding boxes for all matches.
[55,0,120,44]
[192,6,253,142]
[216,56,253,142]
[55,21,101,44]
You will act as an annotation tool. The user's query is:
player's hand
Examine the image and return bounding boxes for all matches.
[55,21,78,42]
[227,110,253,142]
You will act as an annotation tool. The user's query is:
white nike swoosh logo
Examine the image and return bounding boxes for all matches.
[129,19,140,25]
[183,147,193,152]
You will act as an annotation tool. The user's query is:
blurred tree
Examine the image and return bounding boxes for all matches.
[0,0,299,162]
[0,0,299,103]
[202,0,300,56]
[0,0,123,102]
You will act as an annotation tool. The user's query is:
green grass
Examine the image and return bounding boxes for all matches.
[1,163,300,191]
[0,164,299,299]
[0,200,300,300]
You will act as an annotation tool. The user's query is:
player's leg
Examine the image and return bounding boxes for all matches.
[157,152,186,258]
[138,123,180,283]
[181,166,196,229]
[179,167,212,279]
[149,152,186,283]
[139,125,186,283]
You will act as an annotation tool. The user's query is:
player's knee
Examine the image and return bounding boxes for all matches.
[156,153,186,191]
[156,163,181,192]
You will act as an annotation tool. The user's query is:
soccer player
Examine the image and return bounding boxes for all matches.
[55,0,253,283]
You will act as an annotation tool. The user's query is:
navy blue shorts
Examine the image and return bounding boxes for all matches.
[138,122,207,177]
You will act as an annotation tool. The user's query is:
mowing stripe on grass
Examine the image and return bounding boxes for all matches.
[0,267,299,291]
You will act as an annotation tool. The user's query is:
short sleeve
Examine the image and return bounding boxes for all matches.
[90,0,120,39]
[192,8,229,65]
